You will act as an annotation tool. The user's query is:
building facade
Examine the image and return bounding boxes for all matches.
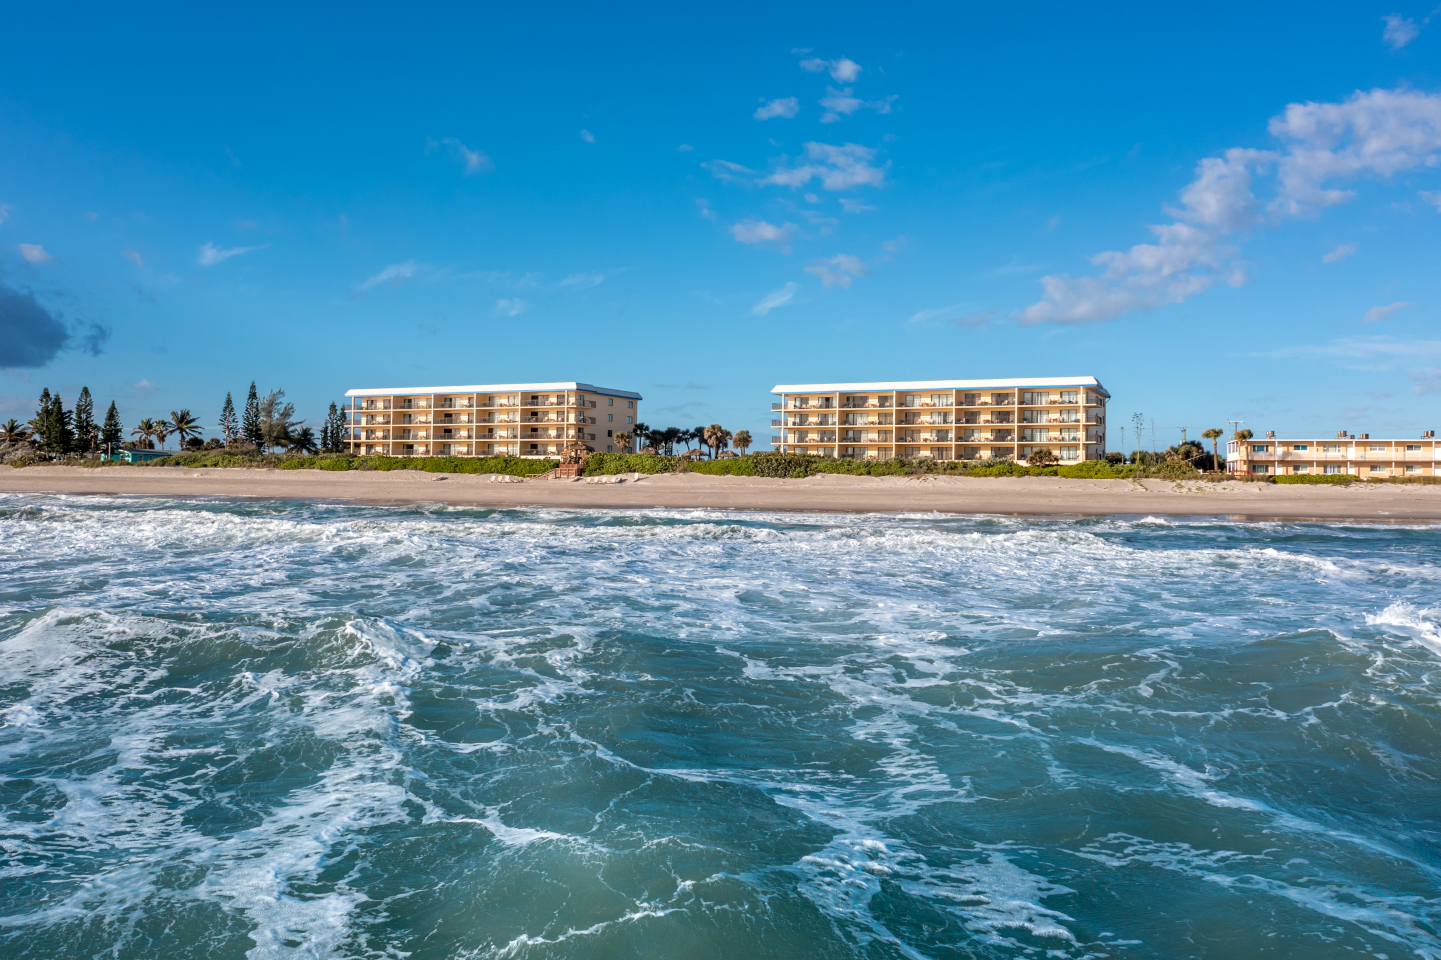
[345,382,641,458]
[771,377,1109,461]
[1226,431,1439,477]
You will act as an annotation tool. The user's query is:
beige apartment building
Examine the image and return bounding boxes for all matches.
[345,382,641,458]
[1226,430,1439,477]
[771,377,1109,462]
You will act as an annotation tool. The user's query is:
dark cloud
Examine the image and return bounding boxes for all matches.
[0,284,111,367]
[0,285,67,368]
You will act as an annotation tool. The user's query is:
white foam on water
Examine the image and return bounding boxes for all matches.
[1367,602,1441,657]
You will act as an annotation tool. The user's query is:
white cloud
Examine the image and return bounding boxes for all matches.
[1421,190,1441,211]
[123,248,145,268]
[1322,242,1357,263]
[677,143,694,152]
[495,298,530,316]
[1413,369,1441,394]
[133,379,157,394]
[356,260,418,293]
[559,273,604,290]
[909,305,994,328]
[0,204,10,226]
[818,88,896,123]
[804,192,819,203]
[1257,335,1441,363]
[1382,14,1420,50]
[754,97,800,120]
[751,282,799,315]
[580,129,595,143]
[702,159,758,182]
[758,141,888,191]
[805,253,869,289]
[198,242,262,267]
[730,219,796,244]
[800,57,861,83]
[1363,301,1411,323]
[840,197,875,213]
[17,243,51,263]
[1021,87,1441,324]
[441,137,492,174]
[696,199,718,221]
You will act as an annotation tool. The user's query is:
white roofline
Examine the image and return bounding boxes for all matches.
[345,382,642,400]
[771,377,1108,396]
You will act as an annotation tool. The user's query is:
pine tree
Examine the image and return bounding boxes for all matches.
[219,392,238,444]
[324,401,346,453]
[36,392,76,455]
[241,381,262,446]
[74,387,96,453]
[101,401,123,452]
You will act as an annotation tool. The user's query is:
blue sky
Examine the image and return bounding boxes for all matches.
[1,2,1439,450]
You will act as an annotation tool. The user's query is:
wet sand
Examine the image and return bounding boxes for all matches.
[2,465,1440,521]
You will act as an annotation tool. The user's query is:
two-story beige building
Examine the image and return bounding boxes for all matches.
[345,382,641,458]
[771,377,1109,461]
[1226,431,1439,477]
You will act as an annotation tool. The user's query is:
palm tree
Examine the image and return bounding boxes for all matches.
[153,421,171,450]
[131,418,157,449]
[1202,427,1223,472]
[1235,428,1253,442]
[732,430,752,455]
[1,419,29,444]
[287,426,318,454]
[165,409,202,449]
[702,423,731,459]
[632,422,651,451]
[614,430,631,451]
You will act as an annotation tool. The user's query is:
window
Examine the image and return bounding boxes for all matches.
[1291,444,1308,451]
[1060,446,1079,460]
[627,401,634,409]
[607,445,613,452]
[1060,391,1078,403]
[1293,464,1309,473]
[627,417,633,424]
[1021,391,1046,405]
[1406,465,1420,474]
[608,414,613,422]
[1407,444,1423,451]
[607,429,613,437]
[1370,465,1386,473]
[1251,444,1269,453]
[1324,465,1344,475]
[1251,464,1269,474]
[1022,428,1049,442]
[608,398,614,406]
[1323,443,1342,453]
[963,393,979,405]
[1370,444,1384,451]
[931,394,950,406]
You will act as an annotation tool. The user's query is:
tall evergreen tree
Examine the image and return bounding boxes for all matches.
[101,401,123,452]
[74,387,96,453]
[219,392,238,444]
[323,401,346,453]
[34,392,75,455]
[241,381,262,446]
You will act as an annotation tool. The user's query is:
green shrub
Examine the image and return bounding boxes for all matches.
[688,458,756,476]
[1057,460,1133,479]
[580,453,678,475]
[1275,473,1354,485]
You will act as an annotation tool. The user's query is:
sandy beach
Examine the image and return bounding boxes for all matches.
[2,464,1439,520]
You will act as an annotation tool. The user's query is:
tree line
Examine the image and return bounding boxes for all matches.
[617,423,752,458]
[0,383,349,457]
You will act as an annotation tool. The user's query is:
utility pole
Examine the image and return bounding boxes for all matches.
[1150,417,1156,453]
[1178,427,1188,445]
[1227,419,1244,438]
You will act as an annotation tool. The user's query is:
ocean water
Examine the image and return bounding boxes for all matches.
[1,494,1439,960]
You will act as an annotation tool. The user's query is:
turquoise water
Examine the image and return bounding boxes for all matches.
[1,494,1439,959]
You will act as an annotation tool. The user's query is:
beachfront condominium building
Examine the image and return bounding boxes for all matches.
[345,382,642,458]
[771,377,1109,462]
[1227,430,1439,477]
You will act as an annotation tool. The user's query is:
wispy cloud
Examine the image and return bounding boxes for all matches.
[198,242,263,267]
[800,56,861,83]
[819,88,896,123]
[122,249,145,268]
[677,143,694,152]
[356,260,418,293]
[840,197,875,213]
[1257,335,1441,366]
[696,199,718,221]
[495,298,529,316]
[805,253,868,289]
[1382,13,1420,49]
[579,129,595,143]
[1363,301,1411,324]
[730,219,796,246]
[0,204,11,226]
[1322,242,1357,263]
[1021,87,1441,324]
[754,97,799,120]
[909,305,996,328]
[1421,190,1441,211]
[439,137,492,174]
[702,159,758,182]
[559,273,604,291]
[17,243,51,263]
[754,141,888,191]
[752,282,799,315]
[1412,369,1441,394]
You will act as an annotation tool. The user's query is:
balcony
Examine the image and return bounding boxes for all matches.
[840,400,891,409]
[435,399,474,409]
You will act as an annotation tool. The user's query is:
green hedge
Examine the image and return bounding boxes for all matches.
[579,453,679,475]
[138,452,555,476]
[1275,474,1354,485]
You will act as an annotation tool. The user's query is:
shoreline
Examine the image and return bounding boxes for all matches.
[3,465,1441,522]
